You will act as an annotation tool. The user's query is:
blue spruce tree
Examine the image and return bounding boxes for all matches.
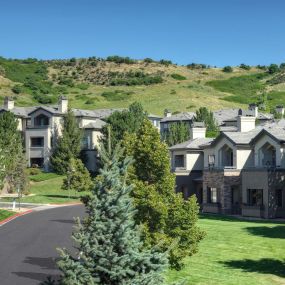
[57,144,168,285]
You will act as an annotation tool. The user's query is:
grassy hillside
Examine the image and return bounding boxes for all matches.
[1,56,285,115]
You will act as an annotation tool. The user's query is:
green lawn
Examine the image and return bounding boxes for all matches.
[1,175,87,204]
[0,209,14,222]
[167,214,285,285]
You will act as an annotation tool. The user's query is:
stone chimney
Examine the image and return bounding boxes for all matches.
[4,96,14,110]
[248,103,258,117]
[58,96,68,113]
[237,116,256,132]
[164,109,172,118]
[190,122,206,139]
[275,105,284,116]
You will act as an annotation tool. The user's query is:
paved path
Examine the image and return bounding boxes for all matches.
[0,205,85,285]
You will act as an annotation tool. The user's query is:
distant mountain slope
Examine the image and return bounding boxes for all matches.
[0,56,284,115]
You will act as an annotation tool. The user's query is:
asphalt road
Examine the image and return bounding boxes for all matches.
[0,205,85,285]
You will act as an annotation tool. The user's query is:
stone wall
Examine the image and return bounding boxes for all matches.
[203,169,241,214]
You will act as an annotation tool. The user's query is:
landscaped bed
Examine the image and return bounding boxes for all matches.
[0,209,14,222]
[167,214,285,285]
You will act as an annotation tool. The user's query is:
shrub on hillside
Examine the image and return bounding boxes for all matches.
[159,59,172,66]
[223,66,233,73]
[268,64,279,74]
[171,73,186,80]
[106,55,136,64]
[11,84,23,94]
[101,90,134,101]
[239,63,251,70]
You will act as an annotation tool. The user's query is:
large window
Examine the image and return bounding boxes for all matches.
[208,187,218,203]
[247,189,263,206]
[31,137,44,147]
[174,155,185,168]
[82,132,91,150]
[276,189,283,207]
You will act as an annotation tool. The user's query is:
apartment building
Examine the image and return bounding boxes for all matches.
[170,116,285,219]
[0,96,160,172]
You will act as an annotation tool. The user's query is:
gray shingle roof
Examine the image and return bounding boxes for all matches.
[170,137,214,150]
[213,109,273,125]
[82,119,106,130]
[161,112,195,123]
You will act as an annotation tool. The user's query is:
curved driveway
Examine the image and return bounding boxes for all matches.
[0,205,85,285]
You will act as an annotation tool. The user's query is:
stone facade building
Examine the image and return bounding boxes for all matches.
[170,116,285,219]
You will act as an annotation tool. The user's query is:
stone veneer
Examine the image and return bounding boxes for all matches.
[203,169,241,214]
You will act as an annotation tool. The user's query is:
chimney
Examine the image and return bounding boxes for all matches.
[164,109,172,118]
[275,105,284,116]
[190,122,206,139]
[58,96,68,113]
[4,96,14,110]
[237,116,256,132]
[248,103,258,117]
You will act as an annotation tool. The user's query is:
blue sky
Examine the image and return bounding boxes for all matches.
[1,0,285,66]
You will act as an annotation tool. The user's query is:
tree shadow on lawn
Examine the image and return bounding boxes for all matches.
[42,194,79,199]
[199,213,285,224]
[13,256,60,282]
[246,225,285,239]
[222,258,285,278]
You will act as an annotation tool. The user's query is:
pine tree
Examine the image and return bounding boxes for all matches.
[57,144,168,285]
[61,158,92,193]
[123,119,205,269]
[0,111,27,192]
[50,108,83,174]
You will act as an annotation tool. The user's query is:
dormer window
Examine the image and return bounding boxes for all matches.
[34,114,49,126]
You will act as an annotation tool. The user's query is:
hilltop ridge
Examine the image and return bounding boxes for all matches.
[0,56,285,115]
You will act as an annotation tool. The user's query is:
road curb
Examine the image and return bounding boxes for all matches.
[0,210,33,226]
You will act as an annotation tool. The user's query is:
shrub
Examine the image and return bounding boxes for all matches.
[143,57,154,63]
[101,90,133,101]
[171,73,186,80]
[11,84,23,94]
[106,55,136,64]
[223,66,233,73]
[76,83,89,90]
[159,59,172,66]
[239,63,251,70]
[268,64,279,74]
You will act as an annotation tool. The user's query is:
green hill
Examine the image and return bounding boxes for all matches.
[0,56,285,115]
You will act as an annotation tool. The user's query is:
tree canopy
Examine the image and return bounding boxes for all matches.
[50,108,83,174]
[123,120,205,269]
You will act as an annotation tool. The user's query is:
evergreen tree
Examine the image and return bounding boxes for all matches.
[57,143,168,285]
[50,109,83,174]
[194,107,219,137]
[0,111,27,192]
[163,122,190,146]
[62,158,93,193]
[101,102,147,147]
[123,120,205,270]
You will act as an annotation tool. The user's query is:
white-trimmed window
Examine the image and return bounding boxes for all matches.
[208,187,218,203]
[174,155,185,168]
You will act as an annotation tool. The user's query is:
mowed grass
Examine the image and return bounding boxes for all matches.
[167,215,285,285]
[24,176,88,204]
[1,175,87,204]
[0,209,14,222]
